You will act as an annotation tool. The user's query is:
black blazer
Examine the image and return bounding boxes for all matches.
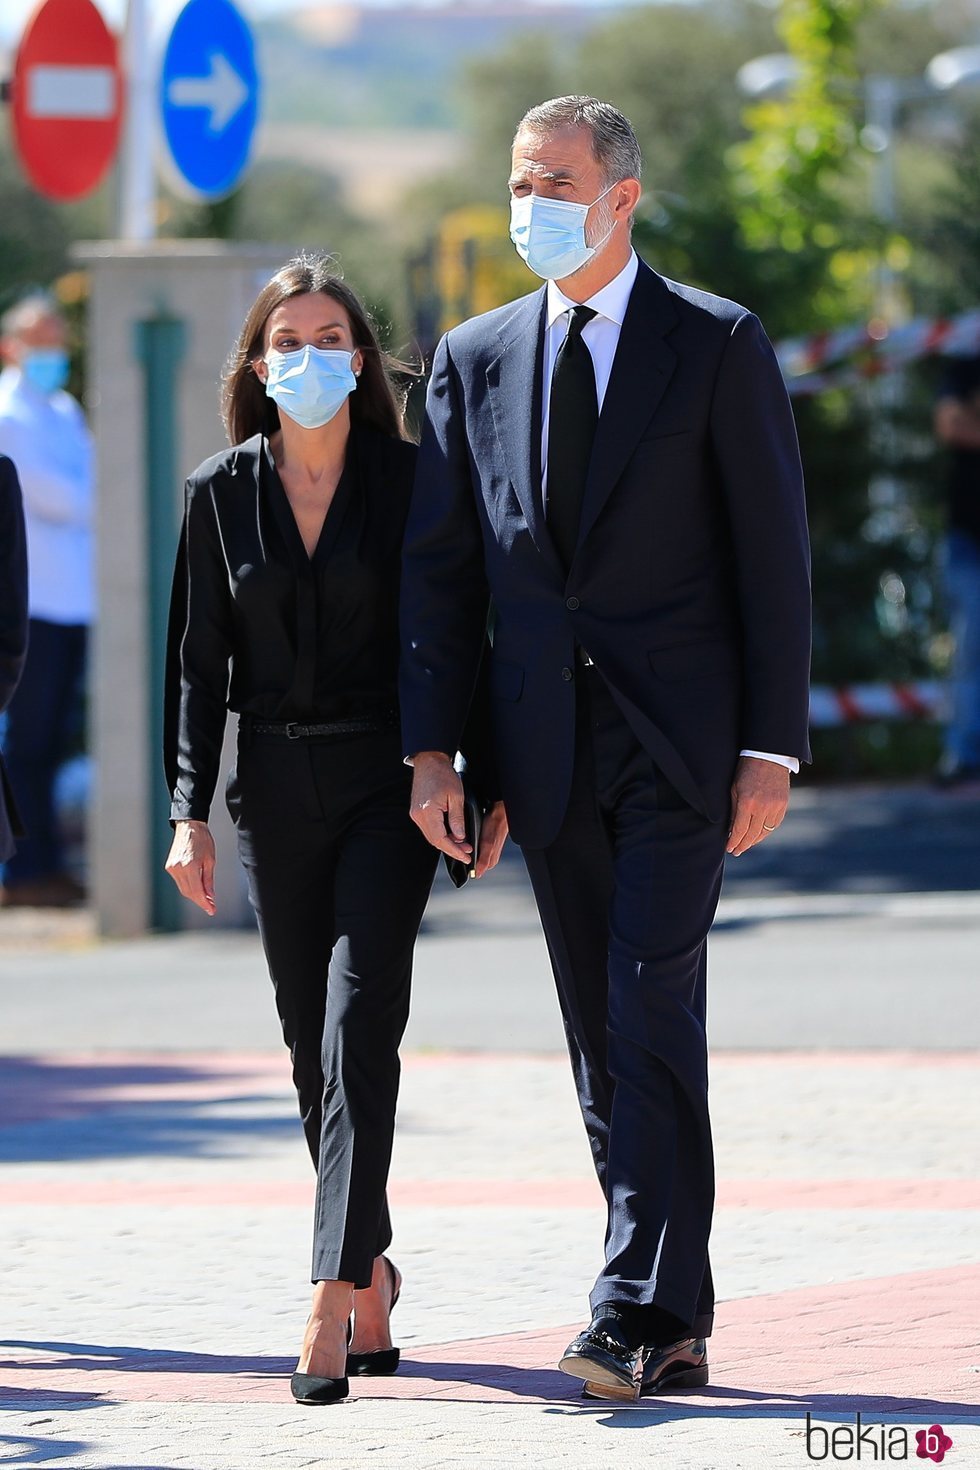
[399,259,812,849]
[0,454,29,861]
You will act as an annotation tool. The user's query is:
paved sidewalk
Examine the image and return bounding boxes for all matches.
[1,1046,978,1467]
[1,781,978,1467]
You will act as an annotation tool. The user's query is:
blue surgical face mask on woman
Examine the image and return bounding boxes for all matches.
[509,182,618,281]
[263,344,358,430]
[22,347,71,396]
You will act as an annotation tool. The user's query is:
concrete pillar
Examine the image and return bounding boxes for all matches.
[75,241,292,937]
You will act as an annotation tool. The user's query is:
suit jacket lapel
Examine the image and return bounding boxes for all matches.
[486,289,562,570]
[574,262,680,554]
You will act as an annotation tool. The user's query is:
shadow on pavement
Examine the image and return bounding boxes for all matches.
[547,1383,980,1421]
[419,844,541,938]
[723,783,980,898]
[0,1438,94,1468]
[5,1343,979,1420]
[1,1441,178,1470]
[0,1391,106,1407]
[0,1056,297,1164]
[3,1339,592,1403]
[406,1364,980,1418]
[1,1339,294,1379]
[418,784,980,941]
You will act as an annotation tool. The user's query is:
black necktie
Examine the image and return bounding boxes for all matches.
[546,304,597,570]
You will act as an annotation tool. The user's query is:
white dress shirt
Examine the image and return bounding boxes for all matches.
[0,367,94,626]
[543,250,798,775]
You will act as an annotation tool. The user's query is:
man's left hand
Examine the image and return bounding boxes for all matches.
[474,800,509,878]
[727,757,790,857]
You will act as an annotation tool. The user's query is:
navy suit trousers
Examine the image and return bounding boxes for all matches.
[522,664,727,1336]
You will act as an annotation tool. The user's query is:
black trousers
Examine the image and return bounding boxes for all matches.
[227,725,438,1288]
[522,666,728,1337]
[2,618,87,885]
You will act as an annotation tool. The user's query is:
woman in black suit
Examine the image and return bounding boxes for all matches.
[164,254,506,1404]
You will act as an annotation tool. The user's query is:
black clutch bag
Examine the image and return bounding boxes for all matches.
[443,777,484,889]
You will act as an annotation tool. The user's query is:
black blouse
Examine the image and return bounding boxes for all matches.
[165,424,418,823]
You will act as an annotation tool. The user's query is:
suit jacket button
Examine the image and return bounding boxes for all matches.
[565,596,580,610]
[561,666,574,682]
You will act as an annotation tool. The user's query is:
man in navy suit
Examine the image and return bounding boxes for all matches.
[0,454,29,870]
[399,97,811,1400]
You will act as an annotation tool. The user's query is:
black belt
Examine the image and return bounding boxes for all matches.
[246,712,398,740]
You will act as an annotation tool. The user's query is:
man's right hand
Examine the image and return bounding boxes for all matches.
[409,752,472,862]
[165,819,217,915]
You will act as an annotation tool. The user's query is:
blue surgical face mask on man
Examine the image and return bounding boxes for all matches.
[509,183,618,281]
[22,347,71,396]
[263,344,358,430]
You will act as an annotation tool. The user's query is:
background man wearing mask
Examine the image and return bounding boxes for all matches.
[400,97,811,1400]
[0,294,93,907]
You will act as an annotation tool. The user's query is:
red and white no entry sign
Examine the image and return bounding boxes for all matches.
[12,0,124,201]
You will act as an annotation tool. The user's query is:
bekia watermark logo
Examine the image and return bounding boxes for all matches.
[915,1426,954,1464]
[805,1413,954,1461]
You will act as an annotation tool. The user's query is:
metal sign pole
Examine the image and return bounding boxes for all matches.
[117,0,156,239]
[135,311,186,932]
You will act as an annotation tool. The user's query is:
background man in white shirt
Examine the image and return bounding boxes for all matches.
[0,294,93,907]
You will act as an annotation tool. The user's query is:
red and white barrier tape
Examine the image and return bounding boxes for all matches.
[809,681,945,728]
[777,308,980,396]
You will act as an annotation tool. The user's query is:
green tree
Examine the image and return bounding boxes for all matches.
[730,0,882,324]
[725,0,944,725]
[0,137,72,310]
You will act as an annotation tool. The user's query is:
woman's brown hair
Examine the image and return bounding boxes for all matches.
[222,253,413,445]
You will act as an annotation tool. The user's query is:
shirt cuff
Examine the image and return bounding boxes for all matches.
[739,749,800,774]
[169,800,213,824]
[403,750,454,767]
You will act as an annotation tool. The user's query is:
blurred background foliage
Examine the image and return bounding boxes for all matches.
[2,0,979,772]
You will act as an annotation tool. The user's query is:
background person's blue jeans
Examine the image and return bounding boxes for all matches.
[1,618,88,887]
[943,530,980,771]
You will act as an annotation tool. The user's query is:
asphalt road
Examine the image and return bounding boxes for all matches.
[1,782,977,1054]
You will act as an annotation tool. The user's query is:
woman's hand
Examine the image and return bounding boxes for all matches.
[474,801,509,879]
[165,820,217,914]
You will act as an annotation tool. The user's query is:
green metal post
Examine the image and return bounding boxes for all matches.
[135,312,186,932]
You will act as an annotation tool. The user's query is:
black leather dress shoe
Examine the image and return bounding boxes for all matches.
[641,1336,708,1395]
[558,1309,643,1402]
[582,1334,708,1401]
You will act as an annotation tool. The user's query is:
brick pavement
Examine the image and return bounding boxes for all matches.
[1,1050,977,1468]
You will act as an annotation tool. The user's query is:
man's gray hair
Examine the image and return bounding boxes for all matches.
[515,96,642,185]
[1,291,63,339]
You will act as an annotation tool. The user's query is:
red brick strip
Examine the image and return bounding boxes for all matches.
[2,1177,978,1209]
[3,1266,977,1412]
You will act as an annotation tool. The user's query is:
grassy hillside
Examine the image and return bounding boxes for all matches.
[255,2,613,129]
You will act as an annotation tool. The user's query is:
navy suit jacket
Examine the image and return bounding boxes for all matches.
[0,454,29,861]
[399,259,811,849]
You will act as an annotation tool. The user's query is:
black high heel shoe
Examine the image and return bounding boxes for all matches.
[347,1257,401,1376]
[290,1316,352,1404]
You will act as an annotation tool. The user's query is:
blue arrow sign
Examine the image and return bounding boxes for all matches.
[159,0,260,200]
